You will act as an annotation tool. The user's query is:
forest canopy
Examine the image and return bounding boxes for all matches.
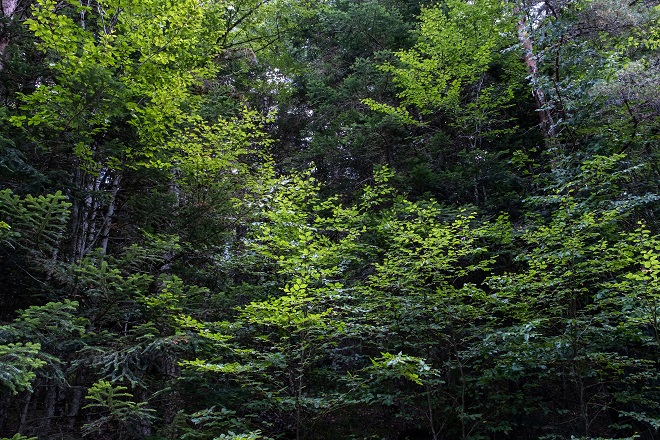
[0,0,659,439]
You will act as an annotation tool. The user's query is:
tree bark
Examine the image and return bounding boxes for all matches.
[70,165,122,260]
[39,383,58,437]
[18,388,34,435]
[0,0,20,71]
[516,10,555,137]
[67,385,84,429]
[100,172,121,255]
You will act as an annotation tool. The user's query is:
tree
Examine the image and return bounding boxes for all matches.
[0,189,70,315]
[184,168,504,439]
[81,380,156,440]
[1,0,660,438]
[268,0,423,197]
[9,0,273,262]
[183,171,363,439]
[487,154,660,438]
[362,0,537,209]
[0,0,28,71]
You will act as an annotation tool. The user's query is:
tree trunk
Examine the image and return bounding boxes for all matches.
[18,389,34,435]
[0,0,20,71]
[67,385,84,429]
[38,383,57,437]
[69,165,123,260]
[514,2,555,137]
[518,23,554,136]
[100,172,121,255]
[0,393,10,433]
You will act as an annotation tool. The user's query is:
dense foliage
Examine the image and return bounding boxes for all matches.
[1,0,659,439]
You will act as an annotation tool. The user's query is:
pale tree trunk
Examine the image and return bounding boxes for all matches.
[515,2,556,137]
[18,388,34,435]
[518,18,554,134]
[70,164,123,261]
[100,173,121,254]
[0,0,20,71]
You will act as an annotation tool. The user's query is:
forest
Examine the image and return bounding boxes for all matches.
[0,0,659,438]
